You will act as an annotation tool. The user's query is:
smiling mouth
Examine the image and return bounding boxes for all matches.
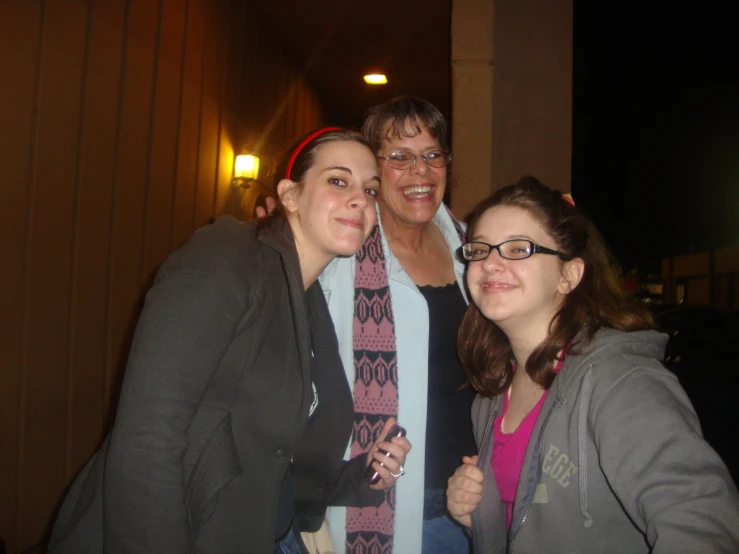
[481,281,516,291]
[335,218,364,230]
[402,185,433,199]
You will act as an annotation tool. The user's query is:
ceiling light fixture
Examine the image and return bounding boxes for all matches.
[363,74,387,85]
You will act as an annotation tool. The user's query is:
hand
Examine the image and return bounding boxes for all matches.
[366,418,412,491]
[254,196,277,219]
[446,455,483,528]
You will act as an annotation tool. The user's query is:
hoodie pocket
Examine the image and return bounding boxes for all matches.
[184,410,243,527]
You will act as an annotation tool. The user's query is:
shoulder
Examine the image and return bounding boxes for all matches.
[155,216,272,299]
[319,255,355,289]
[562,328,690,415]
[567,328,670,382]
[433,203,466,246]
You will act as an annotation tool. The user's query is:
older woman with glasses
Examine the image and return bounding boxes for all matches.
[319,96,475,554]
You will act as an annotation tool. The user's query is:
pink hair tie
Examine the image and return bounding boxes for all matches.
[285,127,341,180]
[562,193,575,207]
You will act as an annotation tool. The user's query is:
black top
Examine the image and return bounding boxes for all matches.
[418,283,477,492]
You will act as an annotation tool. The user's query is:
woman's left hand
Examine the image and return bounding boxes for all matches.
[366,417,412,491]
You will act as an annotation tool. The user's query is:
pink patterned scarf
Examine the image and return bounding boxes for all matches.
[345,208,465,554]
[345,223,398,554]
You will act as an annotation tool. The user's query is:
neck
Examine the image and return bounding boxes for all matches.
[379,202,435,251]
[287,218,330,291]
[504,318,552,373]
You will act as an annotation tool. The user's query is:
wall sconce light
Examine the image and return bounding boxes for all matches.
[363,73,387,85]
[232,154,260,189]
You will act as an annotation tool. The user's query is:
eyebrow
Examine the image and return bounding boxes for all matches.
[470,234,535,242]
[322,166,381,185]
[321,165,353,174]
[388,146,441,153]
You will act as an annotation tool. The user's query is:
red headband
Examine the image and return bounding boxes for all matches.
[285,126,341,180]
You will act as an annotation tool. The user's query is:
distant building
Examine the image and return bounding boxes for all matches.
[661,246,739,307]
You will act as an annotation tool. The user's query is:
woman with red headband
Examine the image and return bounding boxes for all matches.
[48,128,411,554]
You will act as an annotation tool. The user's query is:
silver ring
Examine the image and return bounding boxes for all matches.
[390,465,405,478]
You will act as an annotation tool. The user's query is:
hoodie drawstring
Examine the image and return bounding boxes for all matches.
[577,368,594,528]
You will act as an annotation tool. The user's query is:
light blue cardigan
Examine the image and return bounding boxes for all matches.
[319,203,468,553]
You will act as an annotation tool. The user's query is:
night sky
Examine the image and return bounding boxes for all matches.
[571,2,739,272]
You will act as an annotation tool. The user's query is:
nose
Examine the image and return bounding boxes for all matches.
[348,186,368,210]
[481,247,505,272]
[409,155,430,176]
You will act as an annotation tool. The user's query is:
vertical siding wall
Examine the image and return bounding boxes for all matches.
[0,1,329,551]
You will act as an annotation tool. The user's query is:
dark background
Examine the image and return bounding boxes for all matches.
[572,2,739,272]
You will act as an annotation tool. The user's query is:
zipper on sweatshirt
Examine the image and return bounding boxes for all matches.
[508,398,563,552]
[472,404,498,553]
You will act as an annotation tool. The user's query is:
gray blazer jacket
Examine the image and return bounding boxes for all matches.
[49,215,380,554]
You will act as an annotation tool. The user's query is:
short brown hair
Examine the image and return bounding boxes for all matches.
[362,95,449,154]
[458,176,654,396]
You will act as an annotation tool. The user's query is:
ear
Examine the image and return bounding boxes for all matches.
[558,257,585,295]
[277,178,300,214]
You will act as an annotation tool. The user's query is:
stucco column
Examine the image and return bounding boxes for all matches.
[451,0,573,219]
[451,0,495,219]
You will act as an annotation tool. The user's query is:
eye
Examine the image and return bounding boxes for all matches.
[426,150,443,160]
[389,153,412,163]
[328,177,347,187]
[364,187,378,197]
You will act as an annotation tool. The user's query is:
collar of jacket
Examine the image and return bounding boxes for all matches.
[256,215,315,419]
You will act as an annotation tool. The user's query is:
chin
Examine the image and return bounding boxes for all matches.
[332,240,365,257]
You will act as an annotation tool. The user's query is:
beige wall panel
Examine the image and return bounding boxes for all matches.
[0,3,44,551]
[194,0,221,229]
[20,1,89,546]
[106,0,160,413]
[142,0,188,287]
[0,1,333,550]
[491,0,573,191]
[215,0,243,218]
[285,72,298,145]
[451,63,495,219]
[295,79,307,136]
[67,0,127,485]
[237,11,258,148]
[172,0,207,249]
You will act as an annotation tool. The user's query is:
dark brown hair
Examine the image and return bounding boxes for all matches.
[361,95,449,154]
[457,176,654,396]
[266,128,371,219]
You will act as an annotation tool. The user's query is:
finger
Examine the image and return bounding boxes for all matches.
[449,475,484,495]
[265,196,277,214]
[378,417,398,442]
[462,455,478,465]
[368,461,396,490]
[374,442,406,464]
[389,436,412,453]
[372,449,403,474]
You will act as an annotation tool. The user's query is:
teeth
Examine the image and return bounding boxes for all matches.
[403,186,431,196]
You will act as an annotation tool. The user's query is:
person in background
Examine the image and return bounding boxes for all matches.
[319,96,476,554]
[48,128,410,554]
[447,176,739,553]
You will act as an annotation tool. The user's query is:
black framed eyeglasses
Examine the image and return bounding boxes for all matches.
[461,239,566,262]
[379,150,452,170]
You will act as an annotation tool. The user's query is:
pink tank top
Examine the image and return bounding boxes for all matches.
[491,358,563,529]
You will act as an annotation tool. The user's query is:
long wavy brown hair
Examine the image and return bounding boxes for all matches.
[457,176,654,396]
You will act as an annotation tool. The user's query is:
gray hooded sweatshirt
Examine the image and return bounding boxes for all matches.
[470,328,739,553]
